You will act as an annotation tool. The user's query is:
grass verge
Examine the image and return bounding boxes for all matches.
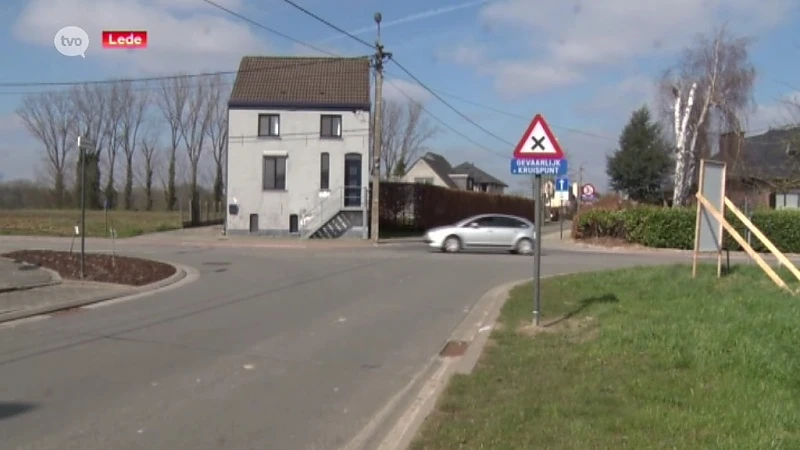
[0,209,182,238]
[412,264,800,449]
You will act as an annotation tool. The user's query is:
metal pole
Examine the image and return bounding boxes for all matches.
[79,144,86,279]
[533,174,543,326]
[559,205,564,239]
[370,12,390,244]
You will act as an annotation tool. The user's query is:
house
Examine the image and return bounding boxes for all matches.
[225,56,372,238]
[713,127,800,209]
[402,152,508,194]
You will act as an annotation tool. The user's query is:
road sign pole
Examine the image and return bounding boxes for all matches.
[533,174,543,326]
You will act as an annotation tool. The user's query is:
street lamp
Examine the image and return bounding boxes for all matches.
[77,135,96,279]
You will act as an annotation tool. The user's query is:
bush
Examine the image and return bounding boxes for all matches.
[573,205,800,253]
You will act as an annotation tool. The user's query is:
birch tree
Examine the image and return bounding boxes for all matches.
[157,75,190,211]
[16,91,75,206]
[380,100,439,179]
[660,24,756,206]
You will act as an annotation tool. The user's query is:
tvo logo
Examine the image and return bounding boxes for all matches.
[54,26,89,58]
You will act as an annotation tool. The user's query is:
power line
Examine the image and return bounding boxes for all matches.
[389,59,515,147]
[201,0,338,56]
[279,0,375,50]
[385,79,507,159]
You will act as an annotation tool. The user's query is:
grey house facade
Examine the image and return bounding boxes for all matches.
[225,56,372,238]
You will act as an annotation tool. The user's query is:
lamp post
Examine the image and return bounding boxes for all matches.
[77,136,96,279]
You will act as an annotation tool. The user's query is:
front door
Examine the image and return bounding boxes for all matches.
[344,153,362,207]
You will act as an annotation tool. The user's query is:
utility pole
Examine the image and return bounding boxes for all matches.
[369,12,392,243]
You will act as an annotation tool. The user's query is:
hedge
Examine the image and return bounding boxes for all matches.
[573,206,800,253]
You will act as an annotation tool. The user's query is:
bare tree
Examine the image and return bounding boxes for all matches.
[118,82,150,210]
[180,78,214,224]
[204,75,228,205]
[102,82,128,208]
[138,123,161,211]
[156,75,190,211]
[380,99,439,179]
[659,24,756,206]
[16,91,75,206]
[70,84,111,209]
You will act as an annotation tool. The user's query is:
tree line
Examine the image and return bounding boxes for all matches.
[13,74,229,221]
[603,25,799,206]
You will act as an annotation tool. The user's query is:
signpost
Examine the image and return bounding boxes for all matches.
[581,183,596,202]
[77,136,96,279]
[510,114,566,326]
[555,177,569,239]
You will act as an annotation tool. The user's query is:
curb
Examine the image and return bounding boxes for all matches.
[0,261,190,324]
[0,258,63,294]
[344,277,532,450]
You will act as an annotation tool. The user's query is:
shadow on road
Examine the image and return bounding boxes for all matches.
[0,402,37,420]
[544,293,618,328]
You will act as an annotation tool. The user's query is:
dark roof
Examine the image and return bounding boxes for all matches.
[450,162,508,187]
[228,56,371,109]
[713,127,800,180]
[418,152,458,188]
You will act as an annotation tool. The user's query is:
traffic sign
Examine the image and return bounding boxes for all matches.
[555,177,569,193]
[582,183,595,197]
[512,114,565,160]
[510,159,568,176]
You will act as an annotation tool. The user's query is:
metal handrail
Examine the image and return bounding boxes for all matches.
[300,185,365,237]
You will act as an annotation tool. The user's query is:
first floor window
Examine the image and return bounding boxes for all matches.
[320,152,330,190]
[258,114,280,137]
[263,156,286,190]
[321,115,342,138]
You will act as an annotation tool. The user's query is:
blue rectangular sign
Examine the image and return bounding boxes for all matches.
[510,158,568,176]
[555,177,569,192]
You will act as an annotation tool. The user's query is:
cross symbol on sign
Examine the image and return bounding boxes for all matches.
[531,136,546,151]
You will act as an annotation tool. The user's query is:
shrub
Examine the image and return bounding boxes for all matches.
[573,205,800,253]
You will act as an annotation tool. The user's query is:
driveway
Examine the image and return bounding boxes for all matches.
[0,236,686,450]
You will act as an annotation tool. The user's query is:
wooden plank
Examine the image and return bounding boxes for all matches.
[724,197,800,282]
[696,194,788,291]
[717,164,727,277]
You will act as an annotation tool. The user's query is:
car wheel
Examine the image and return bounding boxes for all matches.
[442,235,461,253]
[515,238,533,255]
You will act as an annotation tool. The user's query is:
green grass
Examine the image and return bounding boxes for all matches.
[412,264,800,450]
[0,209,183,238]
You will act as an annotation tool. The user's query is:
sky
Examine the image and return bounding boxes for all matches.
[1,0,800,193]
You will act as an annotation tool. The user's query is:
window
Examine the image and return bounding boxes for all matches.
[263,156,286,190]
[495,217,529,228]
[321,115,342,138]
[467,178,474,190]
[258,114,280,137]
[775,193,800,209]
[320,152,330,190]
[414,177,434,184]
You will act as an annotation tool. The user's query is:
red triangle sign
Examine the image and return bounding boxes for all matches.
[513,114,565,160]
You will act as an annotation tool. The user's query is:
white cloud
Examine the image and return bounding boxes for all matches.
[577,75,659,116]
[449,0,796,96]
[437,42,486,65]
[12,0,270,75]
[747,92,800,134]
[383,78,433,104]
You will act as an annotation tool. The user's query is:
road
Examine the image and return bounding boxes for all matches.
[0,232,684,450]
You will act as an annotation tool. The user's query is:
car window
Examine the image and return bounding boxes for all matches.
[471,216,499,227]
[494,217,528,228]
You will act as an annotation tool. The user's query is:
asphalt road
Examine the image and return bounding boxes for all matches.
[0,234,685,450]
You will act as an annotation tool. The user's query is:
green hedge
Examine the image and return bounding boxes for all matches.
[573,206,800,253]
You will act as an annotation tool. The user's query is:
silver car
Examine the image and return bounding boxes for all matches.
[423,213,536,255]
